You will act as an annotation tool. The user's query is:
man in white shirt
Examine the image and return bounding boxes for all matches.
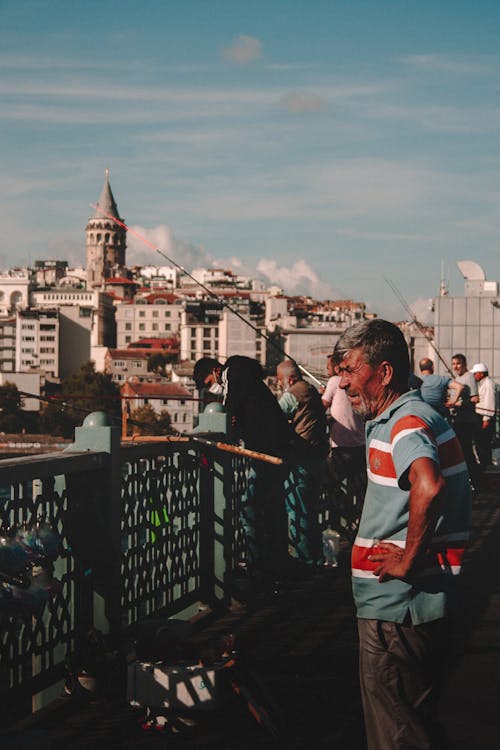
[471,362,497,471]
[451,353,479,490]
[322,353,366,498]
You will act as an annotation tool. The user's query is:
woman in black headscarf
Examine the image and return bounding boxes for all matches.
[222,356,294,593]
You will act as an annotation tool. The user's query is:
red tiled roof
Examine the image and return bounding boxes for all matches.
[106,277,137,285]
[144,292,180,304]
[108,349,151,359]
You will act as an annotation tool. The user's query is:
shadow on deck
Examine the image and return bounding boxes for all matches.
[4,482,500,750]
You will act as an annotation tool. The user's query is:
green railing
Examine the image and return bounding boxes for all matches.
[0,411,362,723]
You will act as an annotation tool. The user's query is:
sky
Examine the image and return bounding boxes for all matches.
[1,0,500,322]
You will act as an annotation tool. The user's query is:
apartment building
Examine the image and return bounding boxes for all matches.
[121,380,196,433]
[15,309,59,377]
[0,317,16,373]
[115,294,182,348]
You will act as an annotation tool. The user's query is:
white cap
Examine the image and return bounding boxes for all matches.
[471,362,488,373]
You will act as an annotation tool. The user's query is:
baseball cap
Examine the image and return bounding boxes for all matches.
[471,362,488,373]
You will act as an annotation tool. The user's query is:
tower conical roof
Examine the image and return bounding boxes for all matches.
[92,169,120,220]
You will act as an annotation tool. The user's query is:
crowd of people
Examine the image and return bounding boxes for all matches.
[193,322,495,749]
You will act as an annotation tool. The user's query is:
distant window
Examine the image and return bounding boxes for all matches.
[125,336,131,343]
[125,323,131,330]
[139,311,145,318]
[79,308,92,318]
[152,323,158,331]
[152,311,159,318]
[139,323,145,331]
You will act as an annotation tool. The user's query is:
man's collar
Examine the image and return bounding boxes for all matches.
[369,389,422,426]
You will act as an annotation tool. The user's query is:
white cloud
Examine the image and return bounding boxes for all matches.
[222,35,262,64]
[279,91,328,113]
[127,224,213,269]
[256,258,339,299]
[399,54,493,75]
[409,297,435,326]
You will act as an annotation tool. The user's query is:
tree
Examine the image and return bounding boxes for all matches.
[0,382,24,433]
[147,351,177,375]
[39,362,121,437]
[128,404,173,436]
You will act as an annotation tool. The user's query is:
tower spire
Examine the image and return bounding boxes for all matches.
[86,170,127,287]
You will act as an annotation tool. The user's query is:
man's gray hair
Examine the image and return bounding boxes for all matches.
[277,359,301,379]
[334,319,410,388]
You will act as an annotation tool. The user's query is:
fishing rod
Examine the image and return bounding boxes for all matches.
[16,390,284,464]
[384,277,454,376]
[17,390,160,437]
[90,203,325,388]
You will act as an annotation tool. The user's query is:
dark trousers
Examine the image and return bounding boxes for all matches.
[240,462,288,585]
[358,618,448,750]
[453,419,479,489]
[473,417,494,470]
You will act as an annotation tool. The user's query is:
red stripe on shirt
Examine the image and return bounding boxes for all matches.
[352,543,466,573]
[437,436,465,469]
[390,415,432,443]
[368,446,397,478]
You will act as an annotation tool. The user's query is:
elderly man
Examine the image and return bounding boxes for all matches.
[471,362,496,471]
[277,359,328,571]
[451,353,479,490]
[419,357,464,418]
[335,319,471,750]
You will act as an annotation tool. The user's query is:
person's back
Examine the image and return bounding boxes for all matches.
[286,378,328,457]
[419,357,463,419]
[420,373,452,416]
[223,355,294,455]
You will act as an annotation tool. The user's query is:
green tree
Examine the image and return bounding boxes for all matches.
[0,382,24,433]
[128,404,173,436]
[39,362,121,437]
[147,351,177,375]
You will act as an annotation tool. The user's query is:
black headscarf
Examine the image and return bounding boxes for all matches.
[222,356,294,455]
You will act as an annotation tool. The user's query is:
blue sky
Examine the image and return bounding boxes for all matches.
[1,0,500,320]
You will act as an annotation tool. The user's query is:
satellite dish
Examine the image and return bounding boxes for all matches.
[457,260,486,281]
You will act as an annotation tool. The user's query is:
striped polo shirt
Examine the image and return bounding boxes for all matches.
[352,390,472,625]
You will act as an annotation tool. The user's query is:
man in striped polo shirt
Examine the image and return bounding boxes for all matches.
[335,319,471,750]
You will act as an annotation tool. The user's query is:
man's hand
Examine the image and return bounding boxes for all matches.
[368,542,410,582]
[482,420,490,430]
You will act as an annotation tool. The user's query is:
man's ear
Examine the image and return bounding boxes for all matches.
[379,361,394,386]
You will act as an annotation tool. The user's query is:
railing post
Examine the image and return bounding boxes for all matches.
[66,411,122,637]
[194,404,230,607]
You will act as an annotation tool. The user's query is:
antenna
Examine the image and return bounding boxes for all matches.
[384,277,453,376]
[439,260,448,296]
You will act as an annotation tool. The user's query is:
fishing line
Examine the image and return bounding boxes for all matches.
[90,203,326,387]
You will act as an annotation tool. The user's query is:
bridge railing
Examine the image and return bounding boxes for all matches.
[0,412,362,723]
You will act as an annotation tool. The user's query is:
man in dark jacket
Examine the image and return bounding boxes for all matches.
[277,360,328,569]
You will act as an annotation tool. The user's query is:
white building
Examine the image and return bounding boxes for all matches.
[434,261,500,383]
[0,269,30,316]
[0,317,16,373]
[121,380,196,433]
[115,294,182,347]
[15,309,59,377]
